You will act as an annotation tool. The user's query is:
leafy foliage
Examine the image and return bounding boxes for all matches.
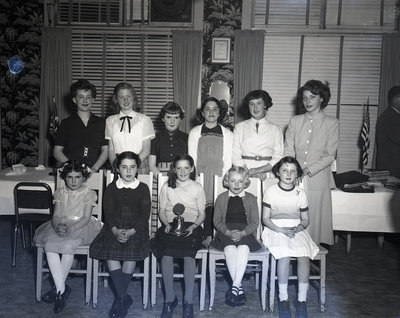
[0,0,42,167]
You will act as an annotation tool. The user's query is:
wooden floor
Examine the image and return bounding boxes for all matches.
[1,216,399,318]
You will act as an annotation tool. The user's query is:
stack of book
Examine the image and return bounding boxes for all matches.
[363,169,390,184]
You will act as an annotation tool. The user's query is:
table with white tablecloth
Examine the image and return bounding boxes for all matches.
[0,167,56,216]
[332,187,400,253]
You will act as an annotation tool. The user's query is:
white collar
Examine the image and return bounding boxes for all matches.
[118,110,136,118]
[116,177,140,189]
[229,190,245,197]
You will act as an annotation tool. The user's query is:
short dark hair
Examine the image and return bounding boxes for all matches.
[112,82,140,112]
[59,159,91,180]
[197,97,226,123]
[243,90,273,110]
[70,79,96,99]
[167,154,196,188]
[388,86,400,104]
[297,80,331,109]
[272,156,304,179]
[114,151,141,175]
[159,102,185,119]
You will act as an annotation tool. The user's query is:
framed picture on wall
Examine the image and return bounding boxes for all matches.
[212,38,230,63]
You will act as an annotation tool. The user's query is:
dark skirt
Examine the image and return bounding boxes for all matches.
[211,223,262,252]
[89,225,149,261]
[150,222,205,259]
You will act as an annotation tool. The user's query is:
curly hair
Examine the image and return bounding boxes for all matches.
[59,159,91,180]
[242,90,273,110]
[222,166,251,189]
[159,102,185,119]
[167,154,196,188]
[271,156,303,179]
[297,79,331,110]
[112,82,140,112]
[197,97,226,123]
[70,79,96,99]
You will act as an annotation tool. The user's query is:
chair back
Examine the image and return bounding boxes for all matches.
[57,170,104,220]
[213,175,263,238]
[14,182,54,222]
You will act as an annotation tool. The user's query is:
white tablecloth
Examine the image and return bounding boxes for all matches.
[0,167,56,216]
[332,187,400,233]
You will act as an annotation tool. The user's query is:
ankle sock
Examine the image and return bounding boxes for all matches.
[298,282,309,302]
[278,283,288,301]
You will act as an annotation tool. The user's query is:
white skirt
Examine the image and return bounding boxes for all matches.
[262,219,319,260]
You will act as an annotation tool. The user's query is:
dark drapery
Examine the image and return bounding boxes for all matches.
[172,30,203,133]
[38,27,72,165]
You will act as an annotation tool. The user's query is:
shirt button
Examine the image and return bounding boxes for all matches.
[304,162,307,165]
[308,130,311,133]
[306,140,309,144]
[305,151,308,154]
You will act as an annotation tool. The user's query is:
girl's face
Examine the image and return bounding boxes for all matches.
[278,163,298,188]
[65,171,85,191]
[302,90,323,115]
[117,158,138,183]
[163,112,181,132]
[73,89,93,113]
[117,88,134,114]
[202,101,220,125]
[174,159,194,183]
[227,171,246,195]
[249,98,267,120]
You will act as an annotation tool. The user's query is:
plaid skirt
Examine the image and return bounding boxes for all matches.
[150,222,205,259]
[89,225,149,261]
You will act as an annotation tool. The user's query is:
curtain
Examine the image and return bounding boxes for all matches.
[38,27,72,165]
[172,30,203,133]
[233,30,265,123]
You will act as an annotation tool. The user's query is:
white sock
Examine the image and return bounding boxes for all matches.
[298,282,309,302]
[278,283,288,301]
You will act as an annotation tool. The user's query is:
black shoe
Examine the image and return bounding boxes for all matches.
[41,287,57,304]
[117,294,132,318]
[182,301,194,318]
[160,297,178,318]
[109,297,123,318]
[53,285,71,314]
[294,300,308,318]
[278,300,292,318]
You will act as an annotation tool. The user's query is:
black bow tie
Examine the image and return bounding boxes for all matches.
[120,116,132,133]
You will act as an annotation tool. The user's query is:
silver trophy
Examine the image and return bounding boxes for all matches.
[170,203,189,237]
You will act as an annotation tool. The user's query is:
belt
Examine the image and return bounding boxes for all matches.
[242,155,272,161]
[157,162,172,172]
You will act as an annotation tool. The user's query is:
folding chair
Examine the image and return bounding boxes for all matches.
[35,170,104,304]
[150,173,207,311]
[268,246,328,312]
[208,175,270,311]
[12,182,53,267]
[92,170,153,309]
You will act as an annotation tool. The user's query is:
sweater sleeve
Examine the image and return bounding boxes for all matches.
[242,193,259,236]
[135,183,151,233]
[213,193,229,235]
[103,184,117,228]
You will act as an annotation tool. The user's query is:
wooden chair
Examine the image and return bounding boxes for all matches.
[150,173,207,311]
[12,182,54,267]
[92,170,153,309]
[208,175,270,311]
[35,170,104,304]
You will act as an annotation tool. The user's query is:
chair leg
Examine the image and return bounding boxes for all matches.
[261,255,269,311]
[12,223,19,267]
[199,254,207,311]
[86,255,92,305]
[36,247,44,301]
[208,254,216,311]
[319,255,326,312]
[143,257,149,309]
[269,255,276,312]
[150,255,157,309]
[21,224,26,249]
[92,259,99,309]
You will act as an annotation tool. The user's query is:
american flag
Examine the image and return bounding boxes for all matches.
[360,98,370,169]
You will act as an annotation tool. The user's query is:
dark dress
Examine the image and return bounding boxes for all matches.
[89,181,151,261]
[211,196,262,252]
[55,113,107,167]
[150,129,188,164]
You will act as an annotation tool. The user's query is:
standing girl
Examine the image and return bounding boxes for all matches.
[90,152,151,318]
[262,156,319,318]
[105,82,155,173]
[151,154,205,318]
[211,166,262,307]
[188,97,233,245]
[34,160,101,314]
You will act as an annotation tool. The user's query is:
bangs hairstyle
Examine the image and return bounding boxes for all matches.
[167,154,196,188]
[297,79,331,109]
[70,79,96,99]
[388,85,400,103]
[243,90,273,110]
[272,156,304,179]
[112,82,140,112]
[59,159,91,180]
[159,102,185,119]
[114,151,141,174]
[197,97,226,123]
[222,166,251,189]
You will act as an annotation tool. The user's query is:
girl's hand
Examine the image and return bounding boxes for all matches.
[56,223,67,236]
[279,227,296,239]
[231,230,245,242]
[124,228,136,238]
[164,224,172,234]
[186,224,198,236]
